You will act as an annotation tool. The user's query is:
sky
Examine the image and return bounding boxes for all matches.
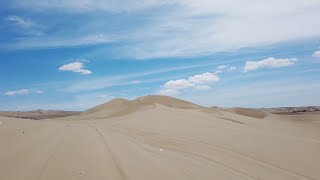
[1,0,320,111]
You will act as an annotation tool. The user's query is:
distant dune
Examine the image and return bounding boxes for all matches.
[1,95,320,180]
[261,106,320,115]
[226,107,269,119]
[0,109,80,120]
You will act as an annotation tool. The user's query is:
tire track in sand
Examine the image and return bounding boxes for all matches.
[88,124,128,180]
[107,127,258,180]
[35,124,69,180]
[110,127,314,180]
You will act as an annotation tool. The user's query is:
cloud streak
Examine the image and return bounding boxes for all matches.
[122,0,320,59]
[243,57,297,72]
[5,15,44,36]
[6,15,34,28]
[4,89,43,96]
[9,0,169,13]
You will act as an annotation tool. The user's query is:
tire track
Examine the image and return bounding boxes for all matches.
[88,124,128,180]
[199,140,315,180]
[106,127,258,180]
[35,124,69,180]
[110,127,314,180]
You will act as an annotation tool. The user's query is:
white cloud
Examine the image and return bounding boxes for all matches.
[160,71,219,95]
[158,89,178,96]
[164,79,194,90]
[4,89,43,96]
[76,69,92,75]
[188,72,219,84]
[243,57,297,72]
[217,65,227,69]
[162,72,219,92]
[193,85,211,91]
[58,61,92,75]
[35,90,44,94]
[59,62,83,71]
[228,66,237,71]
[312,50,320,58]
[4,89,29,96]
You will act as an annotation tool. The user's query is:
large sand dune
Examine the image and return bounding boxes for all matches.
[0,95,320,180]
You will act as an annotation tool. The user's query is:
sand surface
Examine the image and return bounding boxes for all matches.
[1,95,320,180]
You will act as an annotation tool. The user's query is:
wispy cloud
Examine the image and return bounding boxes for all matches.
[5,34,114,50]
[217,65,227,70]
[59,61,92,75]
[5,15,44,36]
[122,1,320,59]
[6,15,34,28]
[5,1,320,58]
[10,0,169,13]
[313,50,320,58]
[243,57,297,72]
[62,62,226,92]
[4,89,43,96]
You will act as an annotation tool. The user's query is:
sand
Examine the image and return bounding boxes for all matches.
[0,95,320,180]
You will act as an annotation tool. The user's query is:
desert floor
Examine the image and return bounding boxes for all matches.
[1,96,320,180]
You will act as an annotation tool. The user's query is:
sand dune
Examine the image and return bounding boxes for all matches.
[1,95,320,180]
[0,109,80,120]
[81,95,203,119]
[227,107,269,119]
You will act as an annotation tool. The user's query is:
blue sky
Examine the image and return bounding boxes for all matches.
[1,0,320,110]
